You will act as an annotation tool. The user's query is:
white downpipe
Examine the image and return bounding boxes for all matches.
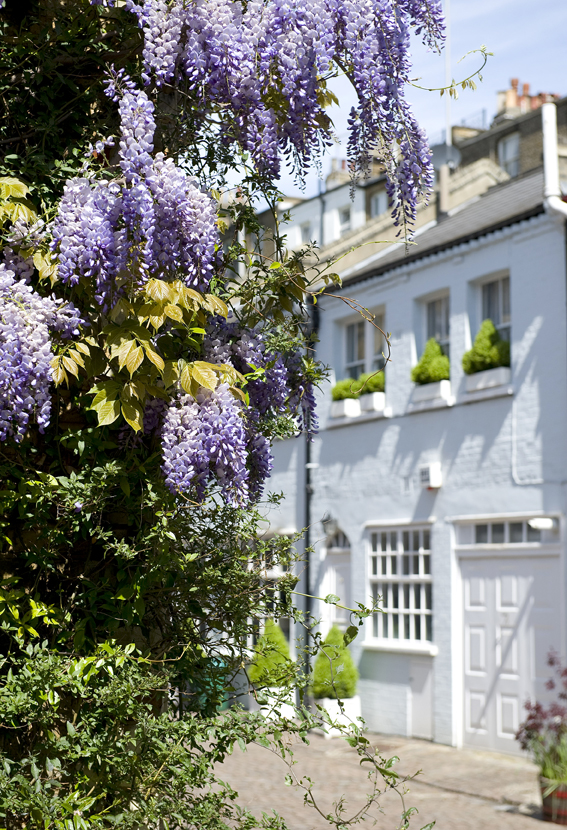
[542,102,567,218]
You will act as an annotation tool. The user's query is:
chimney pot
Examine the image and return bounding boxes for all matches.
[511,78,519,90]
[523,82,530,96]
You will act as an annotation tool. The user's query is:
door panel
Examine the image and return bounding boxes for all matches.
[461,556,561,754]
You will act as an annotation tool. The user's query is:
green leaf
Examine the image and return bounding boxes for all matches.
[343,625,359,646]
[192,361,218,391]
[119,477,131,497]
[121,400,144,432]
[324,594,340,605]
[125,345,144,376]
[144,346,165,372]
[164,303,184,323]
[96,399,121,426]
[180,364,193,394]
[163,361,179,389]
[116,339,137,371]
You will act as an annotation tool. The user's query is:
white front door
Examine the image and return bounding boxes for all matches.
[461,555,561,754]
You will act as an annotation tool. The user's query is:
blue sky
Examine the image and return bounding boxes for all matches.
[277,0,566,198]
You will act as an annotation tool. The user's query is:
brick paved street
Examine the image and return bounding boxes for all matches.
[217,732,543,829]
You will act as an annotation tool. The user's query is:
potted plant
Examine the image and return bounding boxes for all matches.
[411,338,451,403]
[331,371,385,417]
[462,319,511,392]
[248,619,296,719]
[312,624,361,738]
[517,651,567,824]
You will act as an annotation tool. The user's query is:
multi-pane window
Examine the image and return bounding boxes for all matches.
[498,133,520,178]
[345,314,386,379]
[473,520,541,544]
[339,207,351,235]
[370,190,388,218]
[345,321,365,379]
[300,222,311,244]
[482,275,510,340]
[427,294,450,358]
[369,528,433,643]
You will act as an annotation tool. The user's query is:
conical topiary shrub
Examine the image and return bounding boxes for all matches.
[312,625,359,700]
[462,318,510,375]
[411,338,450,385]
[248,619,293,688]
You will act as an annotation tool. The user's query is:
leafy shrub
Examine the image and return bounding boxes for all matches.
[517,651,567,785]
[312,625,359,700]
[411,338,450,385]
[248,619,293,688]
[332,371,385,400]
[462,319,510,375]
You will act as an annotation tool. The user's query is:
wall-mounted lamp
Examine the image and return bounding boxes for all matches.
[321,512,339,539]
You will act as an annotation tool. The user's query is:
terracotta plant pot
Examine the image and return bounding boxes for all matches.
[541,776,567,824]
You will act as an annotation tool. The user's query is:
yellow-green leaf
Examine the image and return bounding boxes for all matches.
[144,347,164,372]
[68,349,85,369]
[74,342,90,357]
[0,177,29,198]
[62,356,79,378]
[125,345,144,375]
[202,295,228,318]
[115,339,137,371]
[192,361,218,391]
[51,361,67,387]
[180,364,193,394]
[163,361,179,389]
[145,278,171,302]
[164,303,184,323]
[121,400,144,432]
[96,399,121,426]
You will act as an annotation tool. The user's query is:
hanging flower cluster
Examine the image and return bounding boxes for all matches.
[51,79,219,306]
[158,317,314,502]
[0,265,83,442]
[111,0,444,227]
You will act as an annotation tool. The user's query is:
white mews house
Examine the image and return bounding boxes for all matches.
[267,100,567,754]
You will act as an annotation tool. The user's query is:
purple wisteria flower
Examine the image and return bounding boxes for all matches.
[161,384,249,505]
[0,265,83,442]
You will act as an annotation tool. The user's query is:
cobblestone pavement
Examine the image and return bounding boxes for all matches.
[216,732,543,829]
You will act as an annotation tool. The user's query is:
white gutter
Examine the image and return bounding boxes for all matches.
[542,102,567,218]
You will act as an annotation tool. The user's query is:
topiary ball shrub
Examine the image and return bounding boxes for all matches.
[353,371,385,394]
[312,625,359,700]
[462,318,510,375]
[248,619,293,688]
[411,338,450,385]
[332,371,384,400]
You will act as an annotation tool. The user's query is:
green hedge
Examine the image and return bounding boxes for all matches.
[332,371,385,400]
[411,338,450,385]
[462,319,510,375]
[312,625,359,700]
[248,619,293,688]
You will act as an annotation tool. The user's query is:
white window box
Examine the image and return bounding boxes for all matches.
[465,366,511,392]
[314,695,362,738]
[412,379,452,403]
[359,391,385,413]
[330,398,361,419]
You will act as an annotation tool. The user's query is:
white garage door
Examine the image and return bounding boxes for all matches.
[461,555,561,754]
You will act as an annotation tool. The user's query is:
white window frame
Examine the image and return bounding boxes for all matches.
[368,526,433,646]
[343,311,386,379]
[370,189,388,219]
[498,132,520,178]
[338,206,351,236]
[300,221,311,244]
[426,293,450,358]
[481,274,510,341]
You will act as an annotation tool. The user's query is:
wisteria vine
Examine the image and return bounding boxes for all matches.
[0,0,446,506]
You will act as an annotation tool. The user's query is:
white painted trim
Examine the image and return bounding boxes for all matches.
[457,384,513,405]
[464,366,511,392]
[451,523,464,748]
[362,639,438,656]
[455,545,561,559]
[446,510,562,523]
[326,407,392,429]
[364,517,436,528]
